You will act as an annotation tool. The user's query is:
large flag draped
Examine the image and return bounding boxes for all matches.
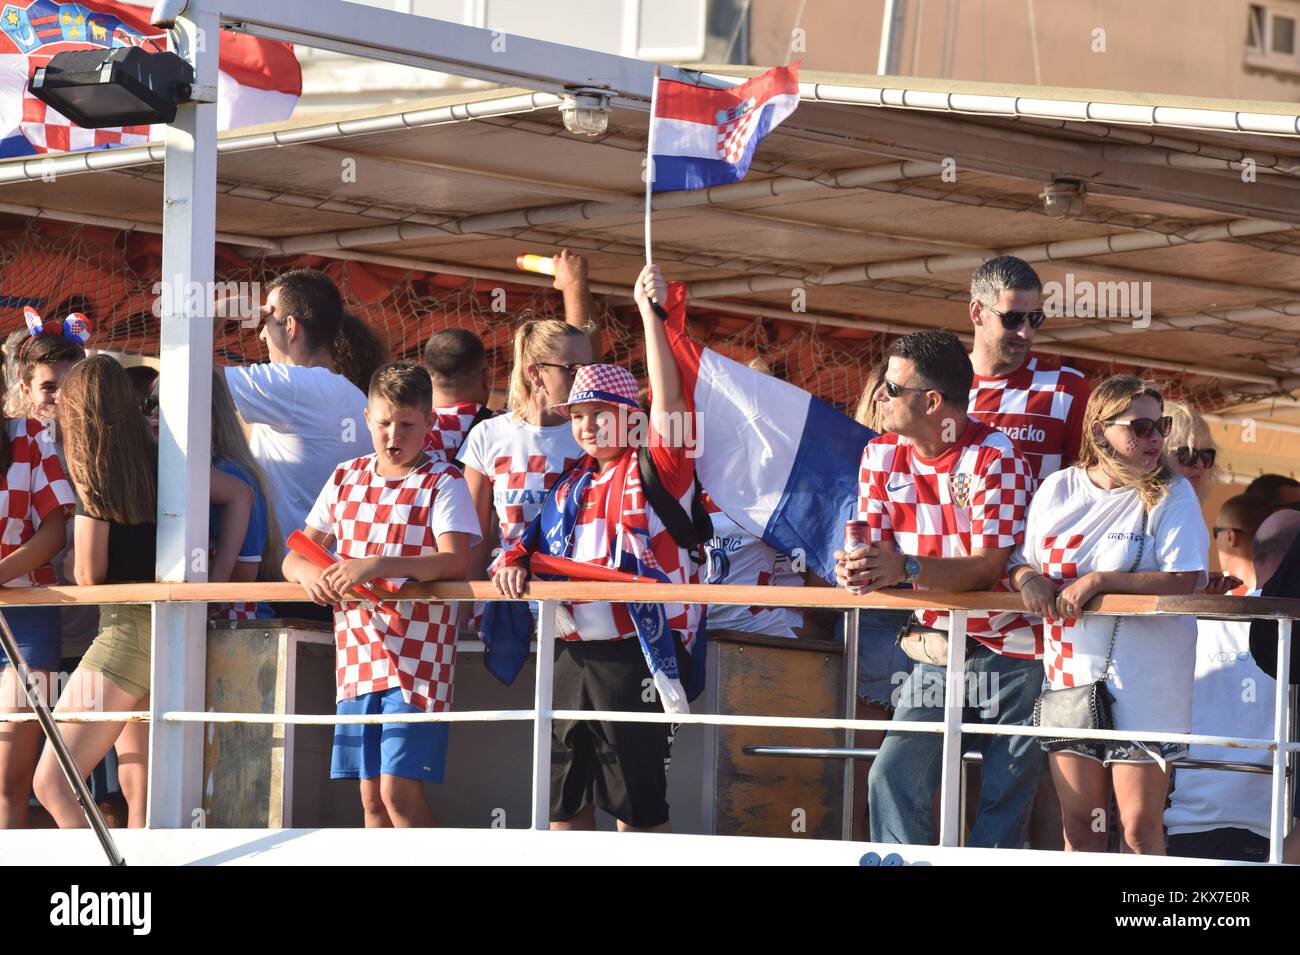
[0,0,301,157]
[663,282,877,583]
[650,62,799,193]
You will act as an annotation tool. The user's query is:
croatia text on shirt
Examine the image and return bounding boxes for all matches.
[968,355,1091,483]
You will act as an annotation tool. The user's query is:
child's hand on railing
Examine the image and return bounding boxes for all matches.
[321,557,381,601]
[493,564,530,599]
[292,562,337,608]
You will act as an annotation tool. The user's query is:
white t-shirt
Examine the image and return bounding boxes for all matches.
[1165,598,1277,838]
[457,412,583,559]
[703,507,803,639]
[225,363,369,538]
[1011,468,1208,734]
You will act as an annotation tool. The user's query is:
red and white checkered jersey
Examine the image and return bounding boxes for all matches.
[424,401,495,460]
[858,418,1042,658]
[305,453,482,711]
[702,496,802,639]
[0,419,75,587]
[458,412,582,559]
[968,355,1091,483]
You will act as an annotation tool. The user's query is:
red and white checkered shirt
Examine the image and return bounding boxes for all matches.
[858,418,1042,658]
[424,401,494,460]
[305,453,482,711]
[458,413,583,559]
[0,419,75,587]
[968,355,1091,483]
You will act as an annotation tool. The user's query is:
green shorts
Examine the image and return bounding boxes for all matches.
[79,604,152,700]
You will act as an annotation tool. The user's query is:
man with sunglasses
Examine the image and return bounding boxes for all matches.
[836,330,1043,849]
[968,256,1091,485]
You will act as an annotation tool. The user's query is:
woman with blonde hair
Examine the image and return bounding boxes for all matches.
[1008,375,1208,854]
[458,317,591,575]
[1162,399,1218,502]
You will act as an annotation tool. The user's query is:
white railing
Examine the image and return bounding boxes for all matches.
[1,582,1295,863]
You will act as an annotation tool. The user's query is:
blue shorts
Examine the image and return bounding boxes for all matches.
[0,604,62,671]
[330,688,450,783]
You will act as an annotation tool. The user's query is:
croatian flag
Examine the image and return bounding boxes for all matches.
[663,282,876,582]
[0,0,301,158]
[650,63,799,193]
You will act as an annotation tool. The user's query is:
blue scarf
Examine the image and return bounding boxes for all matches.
[482,454,697,713]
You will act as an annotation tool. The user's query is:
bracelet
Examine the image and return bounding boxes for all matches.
[1016,571,1042,592]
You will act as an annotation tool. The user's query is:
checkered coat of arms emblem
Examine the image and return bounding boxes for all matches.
[949,472,972,508]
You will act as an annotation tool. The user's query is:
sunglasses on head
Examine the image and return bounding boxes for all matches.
[982,303,1046,330]
[1104,415,1173,439]
[1175,447,1216,468]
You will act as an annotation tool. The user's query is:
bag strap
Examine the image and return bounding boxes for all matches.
[1099,508,1149,678]
[636,445,713,561]
[450,404,497,469]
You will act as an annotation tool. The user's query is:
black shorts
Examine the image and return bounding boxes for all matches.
[550,635,690,829]
[1167,827,1271,863]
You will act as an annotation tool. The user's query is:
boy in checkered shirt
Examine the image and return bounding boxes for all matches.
[283,361,481,827]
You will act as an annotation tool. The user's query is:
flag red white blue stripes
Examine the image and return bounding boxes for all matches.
[650,63,799,193]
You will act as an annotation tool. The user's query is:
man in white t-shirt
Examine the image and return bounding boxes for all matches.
[225,269,369,551]
[1166,509,1300,862]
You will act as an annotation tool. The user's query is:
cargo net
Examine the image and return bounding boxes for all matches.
[0,220,1232,414]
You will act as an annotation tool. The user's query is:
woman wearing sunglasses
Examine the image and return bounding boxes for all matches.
[1007,376,1208,854]
[1162,400,1219,503]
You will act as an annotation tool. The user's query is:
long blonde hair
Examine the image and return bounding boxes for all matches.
[1075,375,1174,511]
[854,360,887,433]
[61,355,158,525]
[507,318,588,417]
[212,369,283,578]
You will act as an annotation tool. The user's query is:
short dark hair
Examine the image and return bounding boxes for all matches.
[18,333,85,385]
[885,329,973,404]
[423,328,486,385]
[267,269,344,351]
[1218,493,1274,540]
[124,365,159,400]
[970,255,1042,306]
[368,361,432,411]
[1245,473,1300,509]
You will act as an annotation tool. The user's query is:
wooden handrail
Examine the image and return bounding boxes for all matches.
[0,581,1296,619]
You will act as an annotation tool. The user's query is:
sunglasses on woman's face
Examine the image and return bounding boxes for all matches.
[981,303,1046,330]
[536,361,586,377]
[1104,415,1173,439]
[1175,447,1216,468]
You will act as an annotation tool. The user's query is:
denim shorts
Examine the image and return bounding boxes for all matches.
[1051,738,1188,767]
[835,609,915,708]
[0,604,62,671]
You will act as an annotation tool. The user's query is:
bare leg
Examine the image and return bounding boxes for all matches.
[358,778,392,828]
[550,803,596,831]
[378,774,435,828]
[0,667,51,829]
[114,710,149,828]
[1048,752,1111,852]
[1112,760,1171,855]
[33,669,145,829]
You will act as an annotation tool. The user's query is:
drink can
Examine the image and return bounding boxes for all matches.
[844,520,870,553]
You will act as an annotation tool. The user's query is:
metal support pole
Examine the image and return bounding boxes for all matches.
[877,0,908,75]
[841,607,860,840]
[148,7,217,829]
[531,600,558,830]
[1269,618,1293,864]
[938,611,968,847]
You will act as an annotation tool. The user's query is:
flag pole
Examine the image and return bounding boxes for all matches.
[644,66,667,319]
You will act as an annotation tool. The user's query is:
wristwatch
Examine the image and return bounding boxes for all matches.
[903,555,921,584]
